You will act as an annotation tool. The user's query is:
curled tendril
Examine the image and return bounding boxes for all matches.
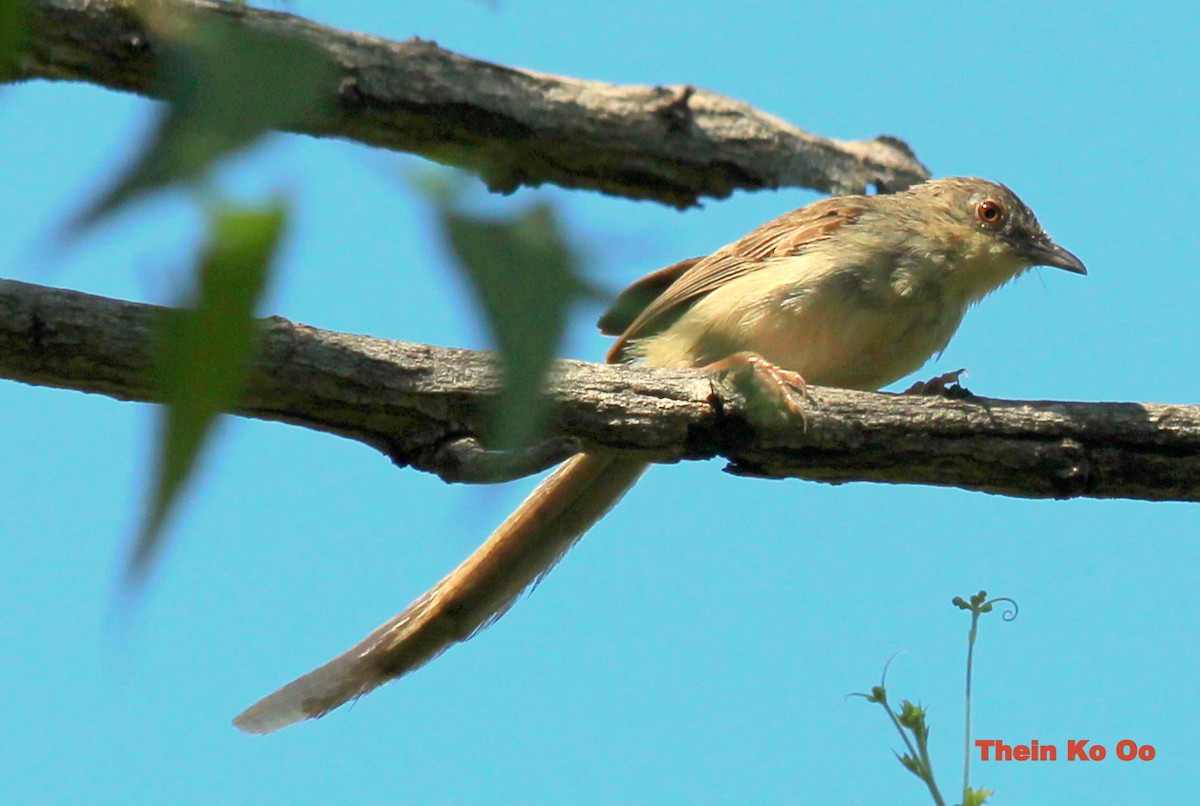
[987,596,1019,622]
[954,591,1019,622]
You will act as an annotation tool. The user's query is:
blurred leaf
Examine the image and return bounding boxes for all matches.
[0,0,28,77]
[409,169,469,207]
[431,190,589,450]
[128,199,286,585]
[71,9,332,232]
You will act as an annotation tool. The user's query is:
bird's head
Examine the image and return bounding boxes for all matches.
[910,177,1087,292]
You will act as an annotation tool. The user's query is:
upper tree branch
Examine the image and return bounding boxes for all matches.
[4,278,1198,503]
[13,0,930,208]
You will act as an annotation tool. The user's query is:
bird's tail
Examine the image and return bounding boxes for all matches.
[233,453,648,734]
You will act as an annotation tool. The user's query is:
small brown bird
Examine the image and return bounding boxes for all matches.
[234,176,1085,733]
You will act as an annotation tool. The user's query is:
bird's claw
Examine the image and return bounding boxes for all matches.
[708,352,810,419]
[903,368,972,398]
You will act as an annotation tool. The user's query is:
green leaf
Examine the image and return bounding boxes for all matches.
[436,195,589,451]
[128,199,286,584]
[962,786,992,805]
[71,9,332,232]
[0,0,28,77]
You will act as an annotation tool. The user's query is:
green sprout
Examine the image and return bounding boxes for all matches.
[851,590,1017,806]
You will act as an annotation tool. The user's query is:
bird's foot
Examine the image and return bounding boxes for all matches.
[707,352,810,419]
[904,368,972,399]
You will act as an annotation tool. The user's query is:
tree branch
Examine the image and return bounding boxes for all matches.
[13,0,930,208]
[4,278,1198,503]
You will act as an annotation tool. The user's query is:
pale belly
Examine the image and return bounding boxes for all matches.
[638,260,971,392]
[744,290,964,390]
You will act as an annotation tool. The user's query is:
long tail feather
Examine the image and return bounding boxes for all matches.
[233,453,648,734]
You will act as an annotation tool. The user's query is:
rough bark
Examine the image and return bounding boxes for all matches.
[4,278,1198,503]
[11,0,930,208]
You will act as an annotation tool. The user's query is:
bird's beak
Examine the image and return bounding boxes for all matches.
[1024,238,1087,275]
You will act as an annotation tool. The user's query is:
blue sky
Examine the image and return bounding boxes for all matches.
[2,2,1198,804]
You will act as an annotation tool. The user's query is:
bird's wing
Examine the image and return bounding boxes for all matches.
[605,196,869,362]
[597,256,702,336]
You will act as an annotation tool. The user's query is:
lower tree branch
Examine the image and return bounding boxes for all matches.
[3,278,1199,502]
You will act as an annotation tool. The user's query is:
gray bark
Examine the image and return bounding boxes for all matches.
[12,0,930,207]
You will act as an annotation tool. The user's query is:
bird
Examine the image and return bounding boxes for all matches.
[233,176,1086,733]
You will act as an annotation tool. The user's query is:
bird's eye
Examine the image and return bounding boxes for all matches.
[976,199,1005,227]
